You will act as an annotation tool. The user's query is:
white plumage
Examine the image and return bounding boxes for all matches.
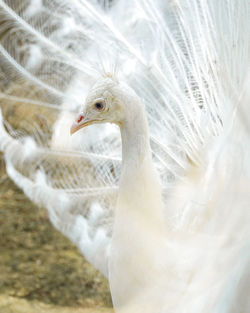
[0,0,249,312]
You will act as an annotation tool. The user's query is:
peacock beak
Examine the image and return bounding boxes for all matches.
[70,112,92,135]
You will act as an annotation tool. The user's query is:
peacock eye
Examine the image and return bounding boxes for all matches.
[94,101,105,111]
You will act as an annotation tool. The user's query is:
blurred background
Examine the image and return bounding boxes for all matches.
[0,156,113,312]
[0,155,112,312]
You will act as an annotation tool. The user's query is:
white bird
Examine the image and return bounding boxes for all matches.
[0,0,250,312]
[70,77,168,311]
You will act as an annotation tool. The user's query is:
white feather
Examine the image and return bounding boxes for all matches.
[0,0,249,311]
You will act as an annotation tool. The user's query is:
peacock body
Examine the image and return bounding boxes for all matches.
[0,0,249,312]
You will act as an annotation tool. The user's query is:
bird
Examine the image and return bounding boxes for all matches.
[0,0,250,312]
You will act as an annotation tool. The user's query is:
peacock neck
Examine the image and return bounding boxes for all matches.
[117,98,165,226]
[110,98,167,311]
[119,100,152,173]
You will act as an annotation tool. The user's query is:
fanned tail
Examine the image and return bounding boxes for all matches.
[0,0,249,292]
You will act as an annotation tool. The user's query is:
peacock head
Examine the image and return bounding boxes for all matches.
[70,76,139,135]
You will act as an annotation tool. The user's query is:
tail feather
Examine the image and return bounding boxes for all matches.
[6,159,110,277]
[0,1,249,303]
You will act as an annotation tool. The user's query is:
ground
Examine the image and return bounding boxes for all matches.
[0,155,113,313]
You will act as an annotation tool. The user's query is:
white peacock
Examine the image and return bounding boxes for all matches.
[0,0,249,312]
